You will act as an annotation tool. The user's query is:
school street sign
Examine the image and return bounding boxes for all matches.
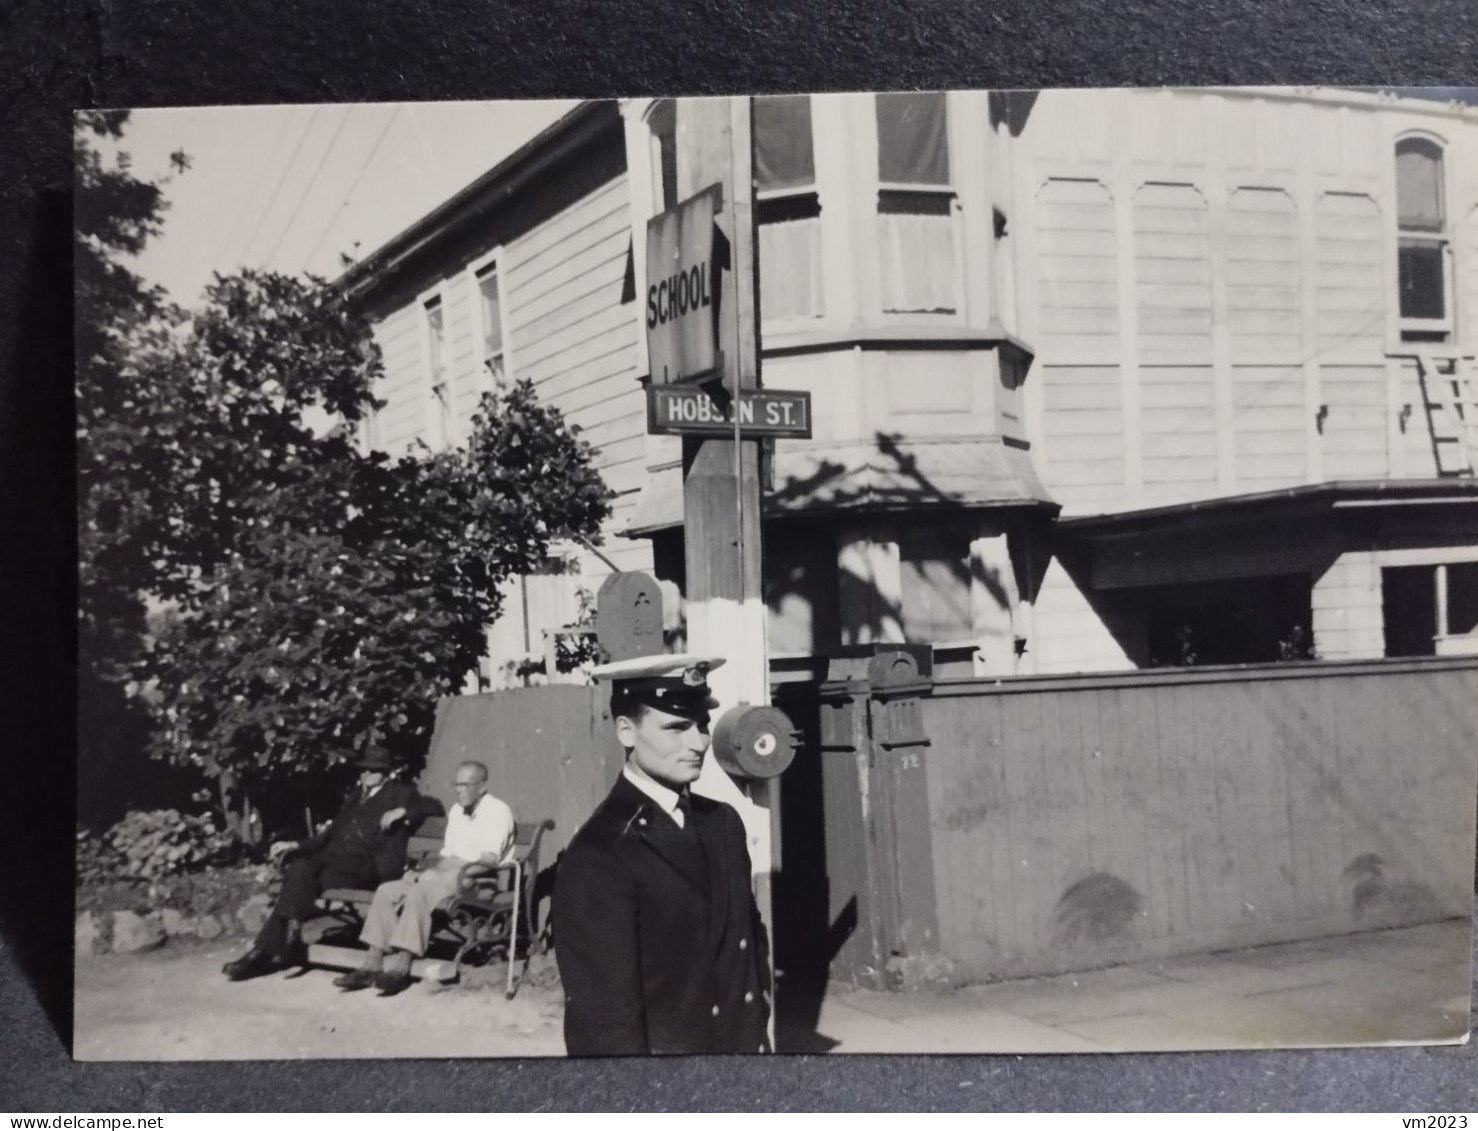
[646,385,812,438]
[646,183,724,385]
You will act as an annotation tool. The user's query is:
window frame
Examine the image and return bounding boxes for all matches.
[871,91,965,321]
[417,281,455,451]
[1393,131,1455,339]
[645,99,678,213]
[754,94,820,210]
[873,91,957,205]
[466,246,513,397]
[753,94,826,327]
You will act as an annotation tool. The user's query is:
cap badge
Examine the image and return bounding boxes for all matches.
[682,663,708,688]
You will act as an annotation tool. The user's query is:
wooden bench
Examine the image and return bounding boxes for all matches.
[312,817,554,999]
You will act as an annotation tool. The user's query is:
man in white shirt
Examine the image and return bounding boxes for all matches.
[334,760,515,995]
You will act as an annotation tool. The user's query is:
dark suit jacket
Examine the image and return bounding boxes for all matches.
[296,779,442,885]
[554,774,771,1056]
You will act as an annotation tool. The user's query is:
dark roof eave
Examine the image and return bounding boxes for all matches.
[335,100,620,305]
[1057,478,1478,539]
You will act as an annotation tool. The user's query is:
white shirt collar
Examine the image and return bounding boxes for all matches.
[622,765,685,827]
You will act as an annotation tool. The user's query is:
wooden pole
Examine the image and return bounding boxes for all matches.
[673,96,776,1004]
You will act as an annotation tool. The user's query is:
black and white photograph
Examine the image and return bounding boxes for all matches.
[74,88,1478,1060]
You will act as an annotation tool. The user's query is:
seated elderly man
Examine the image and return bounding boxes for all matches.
[334,760,515,995]
[223,743,439,981]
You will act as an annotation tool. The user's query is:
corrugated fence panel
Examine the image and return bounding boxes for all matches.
[917,660,1477,982]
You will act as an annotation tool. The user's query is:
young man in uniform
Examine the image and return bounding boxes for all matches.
[554,653,771,1056]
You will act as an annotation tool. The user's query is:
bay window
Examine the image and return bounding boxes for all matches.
[875,92,958,314]
[754,94,823,321]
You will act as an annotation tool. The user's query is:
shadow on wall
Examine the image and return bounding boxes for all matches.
[769,431,964,513]
[1343,853,1452,927]
[988,90,1040,137]
[767,429,1055,654]
[1049,872,1145,950]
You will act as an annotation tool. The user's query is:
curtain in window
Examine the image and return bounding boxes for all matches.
[1396,140,1444,231]
[755,95,815,192]
[477,268,502,358]
[876,92,950,186]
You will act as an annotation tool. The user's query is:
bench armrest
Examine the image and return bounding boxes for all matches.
[456,859,517,897]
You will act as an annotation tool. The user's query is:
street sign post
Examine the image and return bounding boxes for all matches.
[646,385,812,438]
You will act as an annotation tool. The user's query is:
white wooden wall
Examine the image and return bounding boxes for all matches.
[1018,89,1478,518]
[365,171,652,683]
[1021,89,1478,672]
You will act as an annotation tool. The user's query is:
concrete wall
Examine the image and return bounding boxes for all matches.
[912,658,1477,983]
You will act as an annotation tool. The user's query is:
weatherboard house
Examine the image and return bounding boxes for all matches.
[339,89,1478,685]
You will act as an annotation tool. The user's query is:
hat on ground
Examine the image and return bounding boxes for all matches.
[353,742,397,772]
[592,653,726,720]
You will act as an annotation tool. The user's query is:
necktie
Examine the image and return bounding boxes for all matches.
[675,793,693,831]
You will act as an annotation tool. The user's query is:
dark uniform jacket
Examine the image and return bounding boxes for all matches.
[555,774,771,1056]
[296,780,442,884]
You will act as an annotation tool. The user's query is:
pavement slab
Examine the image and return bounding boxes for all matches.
[1146,955,1335,997]
[1055,1010,1235,1052]
[73,916,1473,1058]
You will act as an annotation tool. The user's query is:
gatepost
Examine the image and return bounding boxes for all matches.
[816,645,941,987]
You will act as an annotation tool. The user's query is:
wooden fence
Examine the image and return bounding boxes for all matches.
[790,656,1477,984]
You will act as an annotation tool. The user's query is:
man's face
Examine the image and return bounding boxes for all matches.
[452,768,488,808]
[618,705,711,790]
[358,769,387,791]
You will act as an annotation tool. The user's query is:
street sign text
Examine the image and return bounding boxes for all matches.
[647,386,812,438]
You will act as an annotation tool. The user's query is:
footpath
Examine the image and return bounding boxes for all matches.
[72,917,1473,1060]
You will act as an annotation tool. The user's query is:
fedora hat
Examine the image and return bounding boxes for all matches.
[353,742,397,772]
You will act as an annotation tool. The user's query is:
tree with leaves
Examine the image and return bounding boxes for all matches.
[75,110,198,828]
[78,115,613,835]
[76,110,178,676]
[139,274,613,828]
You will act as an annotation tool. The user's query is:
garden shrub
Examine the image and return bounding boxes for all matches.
[105,808,236,882]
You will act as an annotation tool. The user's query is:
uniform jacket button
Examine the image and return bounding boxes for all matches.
[744,991,754,1003]
[711,1004,720,1017]
[739,938,747,950]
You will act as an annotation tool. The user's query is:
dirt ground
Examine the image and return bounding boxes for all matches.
[73,916,1475,1060]
[74,937,567,1060]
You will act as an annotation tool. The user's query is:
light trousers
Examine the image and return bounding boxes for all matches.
[358,858,466,956]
